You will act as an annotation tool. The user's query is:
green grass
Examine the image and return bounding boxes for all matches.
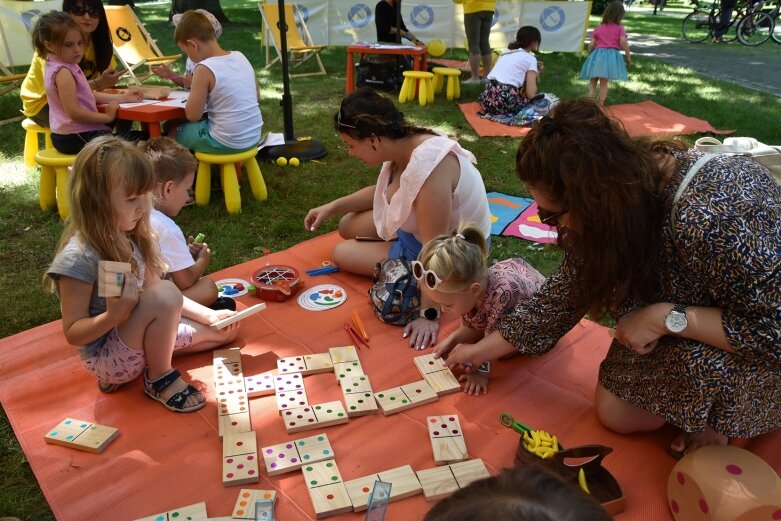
[1,0,780,518]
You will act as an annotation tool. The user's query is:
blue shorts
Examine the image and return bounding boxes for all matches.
[388,230,422,261]
[176,119,257,154]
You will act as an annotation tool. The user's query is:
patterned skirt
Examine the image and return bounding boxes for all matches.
[477,80,556,127]
[579,48,628,81]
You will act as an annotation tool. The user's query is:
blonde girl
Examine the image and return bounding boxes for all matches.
[46,136,239,412]
[579,1,631,106]
[422,224,545,395]
[31,11,143,154]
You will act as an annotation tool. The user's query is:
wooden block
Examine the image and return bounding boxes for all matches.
[333,360,364,386]
[303,353,335,374]
[98,260,131,298]
[428,415,468,465]
[414,354,461,395]
[231,489,276,520]
[400,380,438,405]
[275,388,309,414]
[416,466,459,502]
[277,355,306,374]
[343,392,378,417]
[223,431,259,487]
[449,458,490,488]
[413,353,449,376]
[244,371,276,398]
[134,502,207,521]
[282,402,349,434]
[211,303,266,329]
[344,474,381,512]
[302,460,352,518]
[374,386,415,416]
[340,375,373,394]
[214,347,243,377]
[328,345,359,364]
[44,418,119,453]
[261,433,334,476]
[346,464,423,512]
[295,432,335,464]
[273,372,305,393]
[217,385,250,416]
[219,412,252,439]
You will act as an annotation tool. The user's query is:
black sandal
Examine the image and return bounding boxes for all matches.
[143,369,205,413]
[98,380,121,393]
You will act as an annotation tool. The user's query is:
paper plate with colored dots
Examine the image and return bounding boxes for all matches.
[297,284,347,311]
[215,278,251,298]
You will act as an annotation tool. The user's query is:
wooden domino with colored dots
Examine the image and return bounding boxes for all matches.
[340,375,378,417]
[214,348,251,437]
[274,373,309,414]
[231,489,276,520]
[281,401,349,434]
[97,260,131,298]
[333,360,365,386]
[261,432,335,476]
[428,414,468,465]
[134,502,207,521]
[374,380,438,415]
[44,418,119,453]
[223,430,260,487]
[416,459,490,501]
[244,370,276,398]
[344,464,423,512]
[413,353,461,395]
[277,353,334,375]
[210,303,266,329]
[301,460,353,518]
[328,345,359,364]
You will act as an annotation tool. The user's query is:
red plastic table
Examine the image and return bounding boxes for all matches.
[115,102,185,138]
[345,44,428,94]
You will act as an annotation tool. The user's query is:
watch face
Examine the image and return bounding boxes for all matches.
[666,312,687,333]
[423,307,438,320]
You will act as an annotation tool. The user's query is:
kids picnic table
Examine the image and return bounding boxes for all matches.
[345,43,428,94]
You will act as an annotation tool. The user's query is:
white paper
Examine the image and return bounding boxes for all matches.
[258,132,286,150]
[118,99,163,109]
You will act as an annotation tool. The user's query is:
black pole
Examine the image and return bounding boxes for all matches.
[395,0,402,43]
[277,0,295,141]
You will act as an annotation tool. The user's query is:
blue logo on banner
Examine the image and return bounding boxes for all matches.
[410,5,434,29]
[492,9,499,26]
[348,4,371,28]
[296,4,309,24]
[539,6,565,32]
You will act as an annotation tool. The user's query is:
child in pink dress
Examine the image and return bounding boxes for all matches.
[579,1,632,106]
[420,224,546,395]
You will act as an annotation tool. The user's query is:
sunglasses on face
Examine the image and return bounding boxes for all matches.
[537,206,568,227]
[411,260,445,290]
[69,5,101,18]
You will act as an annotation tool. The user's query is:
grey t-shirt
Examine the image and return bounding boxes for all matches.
[47,234,144,358]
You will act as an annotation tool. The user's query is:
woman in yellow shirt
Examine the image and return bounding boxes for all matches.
[21,0,122,126]
[457,0,496,84]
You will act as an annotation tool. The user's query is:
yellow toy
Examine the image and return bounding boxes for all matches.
[289,157,300,166]
[276,157,288,166]
[427,39,447,58]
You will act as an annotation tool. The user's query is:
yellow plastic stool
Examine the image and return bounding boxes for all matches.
[194,148,266,214]
[399,71,435,107]
[35,148,75,220]
[22,118,53,167]
[432,67,462,100]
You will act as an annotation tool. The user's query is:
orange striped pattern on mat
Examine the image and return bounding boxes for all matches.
[0,233,776,520]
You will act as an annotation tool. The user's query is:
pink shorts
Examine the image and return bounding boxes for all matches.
[81,319,194,384]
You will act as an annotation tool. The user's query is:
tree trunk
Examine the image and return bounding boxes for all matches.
[169,0,230,24]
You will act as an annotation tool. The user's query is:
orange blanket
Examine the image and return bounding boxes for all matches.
[459,100,734,138]
[0,233,776,520]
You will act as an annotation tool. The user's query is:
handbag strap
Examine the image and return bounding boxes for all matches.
[670,154,715,242]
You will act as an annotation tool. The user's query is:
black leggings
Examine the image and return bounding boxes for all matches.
[51,128,149,155]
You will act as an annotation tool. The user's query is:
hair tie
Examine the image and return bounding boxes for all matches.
[540,116,559,136]
[455,233,466,240]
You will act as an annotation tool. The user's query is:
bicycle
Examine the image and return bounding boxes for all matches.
[736,0,777,45]
[681,0,765,43]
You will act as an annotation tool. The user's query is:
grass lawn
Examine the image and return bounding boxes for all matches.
[1,0,779,518]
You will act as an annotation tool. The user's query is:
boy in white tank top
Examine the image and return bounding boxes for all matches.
[170,10,263,153]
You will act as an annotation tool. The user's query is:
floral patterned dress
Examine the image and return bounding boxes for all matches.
[497,149,781,438]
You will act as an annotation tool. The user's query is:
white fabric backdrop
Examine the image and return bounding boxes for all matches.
[289,0,591,52]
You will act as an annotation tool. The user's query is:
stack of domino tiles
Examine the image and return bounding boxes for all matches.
[213,347,260,487]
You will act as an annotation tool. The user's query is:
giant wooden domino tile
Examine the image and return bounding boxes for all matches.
[374,380,438,415]
[277,353,334,375]
[282,401,349,434]
[210,303,266,329]
[261,432,334,476]
[214,347,243,376]
[97,260,131,298]
[428,414,468,465]
[449,458,490,488]
[223,430,259,487]
[44,418,119,453]
[328,345,359,364]
[344,464,423,511]
[134,501,207,521]
[275,388,309,414]
[301,460,353,518]
[231,489,276,520]
[416,459,490,502]
[333,360,364,386]
[340,375,378,417]
[244,370,276,398]
[413,353,461,395]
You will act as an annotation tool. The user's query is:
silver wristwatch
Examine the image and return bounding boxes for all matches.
[664,304,688,334]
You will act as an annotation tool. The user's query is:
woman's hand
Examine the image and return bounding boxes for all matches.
[304,202,334,232]
[614,303,670,355]
[403,317,439,350]
[97,68,123,90]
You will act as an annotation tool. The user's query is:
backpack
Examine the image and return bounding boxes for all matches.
[694,137,781,184]
[368,259,420,326]
[356,55,404,92]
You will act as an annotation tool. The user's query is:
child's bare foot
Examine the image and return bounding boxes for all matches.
[669,425,728,458]
[459,373,488,396]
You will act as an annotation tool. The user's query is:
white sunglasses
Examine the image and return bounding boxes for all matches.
[411,260,445,290]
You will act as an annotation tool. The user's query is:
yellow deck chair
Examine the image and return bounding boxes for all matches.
[104,5,181,84]
[259,2,326,78]
[0,62,24,96]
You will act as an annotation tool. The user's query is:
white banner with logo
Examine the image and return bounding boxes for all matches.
[289,0,590,52]
[0,0,59,66]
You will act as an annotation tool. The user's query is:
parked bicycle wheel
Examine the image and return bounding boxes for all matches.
[737,10,775,45]
[714,8,740,42]
[682,9,713,42]
[772,15,781,44]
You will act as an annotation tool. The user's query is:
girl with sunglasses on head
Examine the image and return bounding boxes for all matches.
[439,97,780,458]
[304,88,491,349]
[22,0,123,127]
[422,223,544,395]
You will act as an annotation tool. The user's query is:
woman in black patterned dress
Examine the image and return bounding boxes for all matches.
[436,98,780,455]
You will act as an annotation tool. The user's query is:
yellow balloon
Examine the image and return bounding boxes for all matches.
[289,157,300,166]
[276,157,288,166]
[427,39,446,58]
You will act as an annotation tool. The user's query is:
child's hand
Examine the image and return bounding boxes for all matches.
[123,90,144,103]
[537,60,544,75]
[195,242,211,263]
[104,101,119,120]
[151,64,173,80]
[106,274,140,322]
[625,57,632,68]
[209,309,241,331]
[459,372,488,396]
[432,336,458,360]
[187,236,209,260]
[441,342,481,371]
